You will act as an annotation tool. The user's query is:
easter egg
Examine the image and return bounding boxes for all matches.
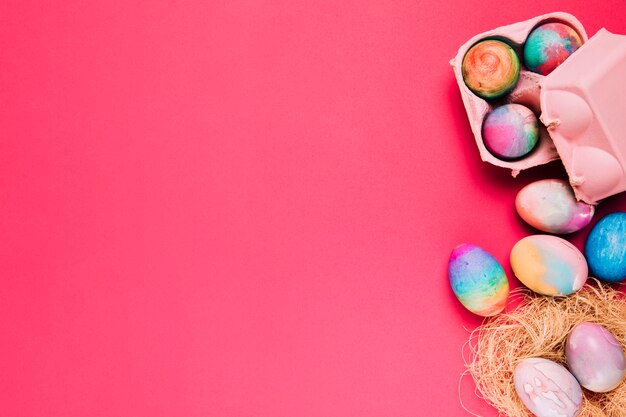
[584,212,626,282]
[482,104,539,160]
[514,358,583,417]
[510,235,588,296]
[524,22,583,76]
[566,322,626,393]
[448,243,509,317]
[515,179,594,234]
[462,39,520,99]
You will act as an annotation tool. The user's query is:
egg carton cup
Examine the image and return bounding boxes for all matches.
[450,12,588,176]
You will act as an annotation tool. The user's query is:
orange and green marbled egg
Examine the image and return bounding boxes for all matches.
[462,39,520,99]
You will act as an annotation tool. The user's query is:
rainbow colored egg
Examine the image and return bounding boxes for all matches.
[516,179,594,234]
[448,243,509,317]
[566,322,626,393]
[482,104,539,160]
[524,22,583,76]
[462,39,520,99]
[510,235,588,296]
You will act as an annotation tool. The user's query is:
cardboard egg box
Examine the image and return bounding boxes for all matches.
[450,12,626,204]
[451,12,588,175]
[452,12,626,204]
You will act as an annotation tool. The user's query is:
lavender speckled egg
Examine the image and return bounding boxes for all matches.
[448,243,509,317]
[524,22,583,76]
[566,322,626,393]
[514,358,582,417]
[516,179,594,234]
[510,235,588,296]
[482,104,539,160]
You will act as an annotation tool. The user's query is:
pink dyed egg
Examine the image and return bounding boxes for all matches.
[514,358,582,417]
[482,104,539,160]
[516,179,594,234]
[566,322,626,392]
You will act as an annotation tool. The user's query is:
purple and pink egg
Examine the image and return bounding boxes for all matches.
[482,103,539,160]
[566,322,626,393]
[524,22,583,76]
[515,179,594,234]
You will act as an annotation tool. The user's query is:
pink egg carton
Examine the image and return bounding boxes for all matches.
[541,28,626,204]
[452,12,626,204]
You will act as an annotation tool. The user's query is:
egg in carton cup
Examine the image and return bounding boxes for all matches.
[452,12,626,205]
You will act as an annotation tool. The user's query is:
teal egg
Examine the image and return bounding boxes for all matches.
[524,22,583,76]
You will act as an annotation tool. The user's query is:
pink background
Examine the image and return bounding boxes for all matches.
[2,1,626,416]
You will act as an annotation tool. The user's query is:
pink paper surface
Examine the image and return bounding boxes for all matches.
[2,1,626,416]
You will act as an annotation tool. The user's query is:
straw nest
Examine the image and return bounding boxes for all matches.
[463,279,626,417]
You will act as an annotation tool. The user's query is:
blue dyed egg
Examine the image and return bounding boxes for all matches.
[585,212,626,282]
[448,243,509,317]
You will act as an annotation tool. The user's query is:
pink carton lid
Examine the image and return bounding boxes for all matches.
[540,29,626,204]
